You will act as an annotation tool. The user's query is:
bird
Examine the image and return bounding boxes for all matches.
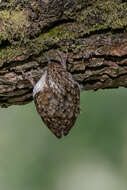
[22,51,80,138]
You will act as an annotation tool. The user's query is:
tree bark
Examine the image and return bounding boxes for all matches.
[0,0,127,107]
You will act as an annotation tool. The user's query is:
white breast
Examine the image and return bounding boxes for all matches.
[33,70,47,97]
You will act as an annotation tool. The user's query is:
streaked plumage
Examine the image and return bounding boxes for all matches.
[23,53,80,138]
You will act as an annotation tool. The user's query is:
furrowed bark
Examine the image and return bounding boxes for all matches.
[0,0,127,107]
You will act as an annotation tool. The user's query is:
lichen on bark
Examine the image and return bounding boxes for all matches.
[0,0,127,107]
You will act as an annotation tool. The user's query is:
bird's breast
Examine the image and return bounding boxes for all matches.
[33,70,47,97]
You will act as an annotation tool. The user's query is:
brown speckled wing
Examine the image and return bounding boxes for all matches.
[34,87,63,138]
[47,65,80,137]
[65,83,80,135]
[34,62,80,139]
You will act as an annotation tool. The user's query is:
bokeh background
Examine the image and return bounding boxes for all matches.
[0,88,127,190]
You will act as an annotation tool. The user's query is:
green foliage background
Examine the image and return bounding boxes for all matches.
[0,88,127,190]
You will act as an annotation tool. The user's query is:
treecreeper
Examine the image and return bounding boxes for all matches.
[22,52,80,138]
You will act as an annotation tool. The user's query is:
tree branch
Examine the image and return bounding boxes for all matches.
[0,0,127,107]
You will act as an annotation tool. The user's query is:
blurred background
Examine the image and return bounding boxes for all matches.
[0,88,127,190]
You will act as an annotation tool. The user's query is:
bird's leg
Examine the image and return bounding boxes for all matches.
[57,51,67,70]
[22,70,35,87]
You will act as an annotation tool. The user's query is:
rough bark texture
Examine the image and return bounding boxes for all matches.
[0,0,127,107]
